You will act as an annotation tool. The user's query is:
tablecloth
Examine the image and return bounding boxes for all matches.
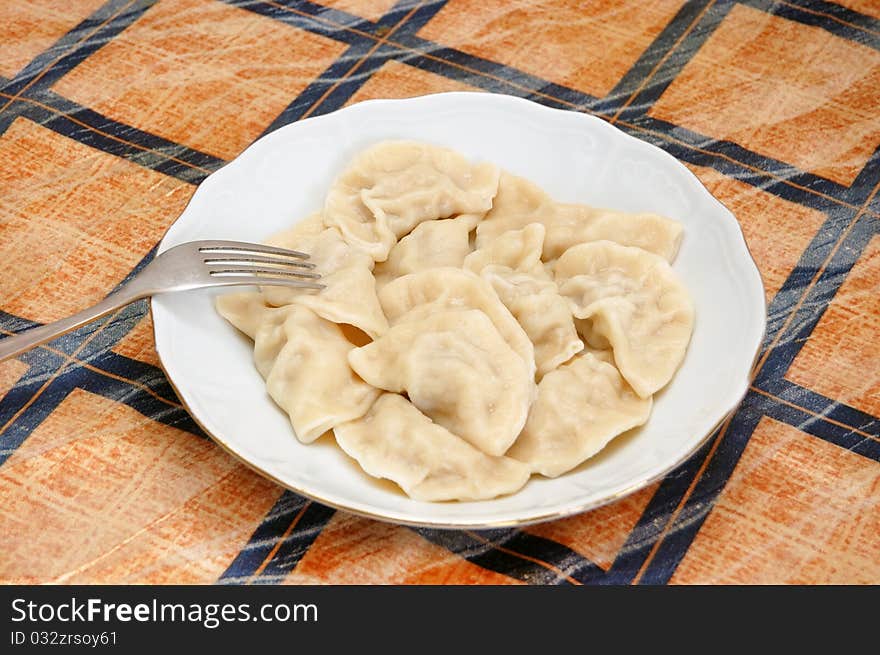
[1,0,878,585]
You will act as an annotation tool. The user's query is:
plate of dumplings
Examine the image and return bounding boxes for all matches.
[152,92,766,528]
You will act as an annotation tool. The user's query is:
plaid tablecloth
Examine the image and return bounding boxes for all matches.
[1,0,878,585]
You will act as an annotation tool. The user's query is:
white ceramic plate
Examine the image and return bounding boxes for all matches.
[152,92,766,529]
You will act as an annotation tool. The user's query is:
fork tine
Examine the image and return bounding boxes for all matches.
[209,268,325,290]
[197,241,310,260]
[203,255,316,269]
[209,268,321,280]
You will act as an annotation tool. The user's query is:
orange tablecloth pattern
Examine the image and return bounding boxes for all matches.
[1,0,878,585]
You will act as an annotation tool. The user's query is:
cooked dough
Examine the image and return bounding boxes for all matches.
[348,310,532,457]
[251,303,293,380]
[543,204,683,262]
[480,266,583,378]
[323,141,499,261]
[262,212,326,250]
[242,303,379,443]
[379,267,537,381]
[374,216,473,287]
[555,240,694,397]
[574,317,612,350]
[465,223,580,377]
[507,352,652,477]
[474,173,556,252]
[262,226,388,339]
[334,394,530,501]
[464,223,546,276]
[215,291,271,341]
[475,173,682,263]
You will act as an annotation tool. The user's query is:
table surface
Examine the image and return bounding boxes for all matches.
[1,0,878,585]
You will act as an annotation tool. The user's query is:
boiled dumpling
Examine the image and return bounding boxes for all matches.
[475,173,682,264]
[474,172,555,251]
[507,352,652,477]
[543,204,683,262]
[215,291,271,341]
[465,224,580,377]
[254,304,380,442]
[222,217,388,340]
[555,240,694,397]
[446,212,483,232]
[323,141,499,261]
[251,304,293,379]
[347,309,532,457]
[334,394,530,501]
[464,223,546,276]
[262,212,326,250]
[262,226,388,339]
[480,266,583,378]
[359,143,499,239]
[374,216,473,288]
[379,267,537,380]
[581,345,616,366]
[256,212,332,312]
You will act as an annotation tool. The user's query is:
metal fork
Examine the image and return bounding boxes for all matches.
[0,240,323,363]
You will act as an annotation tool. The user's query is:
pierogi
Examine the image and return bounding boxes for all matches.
[217,140,694,501]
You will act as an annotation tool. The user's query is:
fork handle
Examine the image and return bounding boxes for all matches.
[0,286,146,363]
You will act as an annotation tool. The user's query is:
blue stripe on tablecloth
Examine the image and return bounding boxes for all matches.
[257,1,452,133]
[74,363,206,437]
[0,371,77,467]
[221,0,371,45]
[1,91,224,183]
[851,144,880,208]
[603,0,736,122]
[600,434,719,584]
[634,391,767,584]
[594,0,720,115]
[757,212,880,383]
[759,378,880,442]
[741,0,880,51]
[252,502,337,584]
[629,116,854,202]
[0,0,157,98]
[416,528,606,585]
[762,395,880,462]
[218,492,335,584]
[382,0,450,34]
